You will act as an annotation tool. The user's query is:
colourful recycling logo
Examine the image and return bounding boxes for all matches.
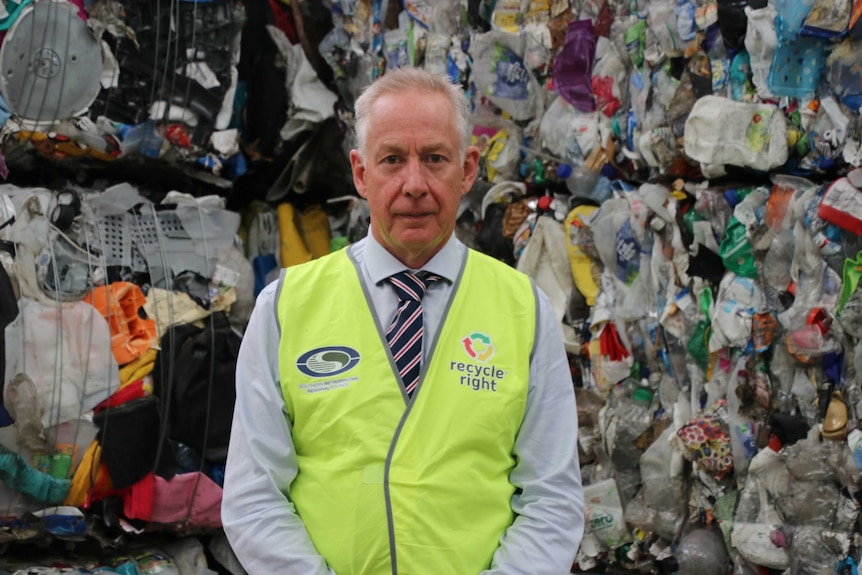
[462,332,495,363]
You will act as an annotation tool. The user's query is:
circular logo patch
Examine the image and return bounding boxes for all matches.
[296,346,360,377]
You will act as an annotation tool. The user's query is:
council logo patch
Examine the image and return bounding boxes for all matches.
[296,346,360,377]
[462,332,495,363]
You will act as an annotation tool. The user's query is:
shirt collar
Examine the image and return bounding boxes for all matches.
[365,227,464,286]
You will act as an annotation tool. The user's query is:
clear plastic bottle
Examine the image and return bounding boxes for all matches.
[557,163,600,198]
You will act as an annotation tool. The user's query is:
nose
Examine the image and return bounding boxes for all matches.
[402,157,428,198]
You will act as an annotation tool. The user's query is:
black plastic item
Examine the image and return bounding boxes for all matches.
[0,264,17,402]
[476,202,515,266]
[769,412,811,447]
[568,285,591,322]
[716,0,749,52]
[778,289,795,309]
[93,395,174,489]
[151,311,240,463]
[818,385,834,420]
[674,195,696,249]
[171,271,211,310]
[467,0,492,32]
[657,556,680,573]
[162,77,224,124]
[688,245,726,285]
[245,49,289,156]
[49,190,82,231]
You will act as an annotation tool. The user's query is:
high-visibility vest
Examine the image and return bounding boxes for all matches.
[277,247,536,574]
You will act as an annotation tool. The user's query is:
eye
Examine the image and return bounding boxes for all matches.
[383,155,400,165]
[427,154,445,164]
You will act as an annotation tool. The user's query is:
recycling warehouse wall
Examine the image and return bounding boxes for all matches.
[0,0,860,573]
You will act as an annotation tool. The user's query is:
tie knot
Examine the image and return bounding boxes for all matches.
[388,271,441,302]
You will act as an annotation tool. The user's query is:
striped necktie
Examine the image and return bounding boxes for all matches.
[386,271,442,397]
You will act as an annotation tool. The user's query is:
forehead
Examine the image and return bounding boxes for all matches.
[369,90,456,129]
[365,90,459,152]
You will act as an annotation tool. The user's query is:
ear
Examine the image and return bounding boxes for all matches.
[350,149,368,198]
[460,145,481,196]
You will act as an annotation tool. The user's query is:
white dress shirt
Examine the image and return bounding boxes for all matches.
[222,232,584,574]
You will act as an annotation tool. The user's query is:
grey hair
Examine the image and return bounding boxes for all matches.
[353,67,472,162]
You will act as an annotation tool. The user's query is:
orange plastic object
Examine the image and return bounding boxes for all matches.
[85,282,158,366]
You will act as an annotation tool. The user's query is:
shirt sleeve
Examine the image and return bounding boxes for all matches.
[482,285,585,575]
[221,280,336,575]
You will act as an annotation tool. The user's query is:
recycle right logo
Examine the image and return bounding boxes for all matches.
[462,332,495,364]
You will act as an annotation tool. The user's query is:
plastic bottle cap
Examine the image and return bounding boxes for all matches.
[633,388,653,404]
[537,196,553,211]
[556,164,573,179]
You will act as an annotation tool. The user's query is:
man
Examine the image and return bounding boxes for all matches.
[222,67,584,574]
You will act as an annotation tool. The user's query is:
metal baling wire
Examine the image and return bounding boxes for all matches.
[160,0,182,126]
[183,201,214,525]
[81,214,110,494]
[11,0,44,133]
[155,0,176,127]
[44,222,97,444]
[128,204,170,486]
[148,202,177,477]
[149,0,164,108]
[178,0,199,121]
[77,216,104,481]
[45,205,66,469]
[99,27,122,121]
[43,0,74,138]
[130,206,173,357]
[21,0,63,145]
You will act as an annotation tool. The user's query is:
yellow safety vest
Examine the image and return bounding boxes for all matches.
[277,247,536,574]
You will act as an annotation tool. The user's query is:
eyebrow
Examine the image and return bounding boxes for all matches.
[375,142,453,156]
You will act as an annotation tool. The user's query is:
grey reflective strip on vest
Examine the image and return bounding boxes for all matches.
[529,279,539,364]
[409,251,467,404]
[385,252,468,575]
[273,268,287,337]
[348,248,411,406]
[345,247,402,574]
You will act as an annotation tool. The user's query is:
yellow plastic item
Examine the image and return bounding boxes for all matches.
[299,205,332,260]
[277,202,313,267]
[63,440,102,507]
[564,205,600,306]
[119,348,158,389]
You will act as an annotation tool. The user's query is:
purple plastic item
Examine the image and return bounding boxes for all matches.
[553,19,598,113]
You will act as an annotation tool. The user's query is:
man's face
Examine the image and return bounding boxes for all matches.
[350,90,479,268]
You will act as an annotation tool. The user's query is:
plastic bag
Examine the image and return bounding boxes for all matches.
[731,472,791,569]
[582,478,632,550]
[553,19,598,113]
[687,287,714,373]
[676,527,731,575]
[5,298,119,428]
[684,96,789,172]
[471,31,542,120]
[720,216,757,278]
[539,95,599,165]
[800,0,853,37]
[744,5,778,99]
[775,0,817,41]
[589,321,634,396]
[591,36,627,119]
[767,36,827,99]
